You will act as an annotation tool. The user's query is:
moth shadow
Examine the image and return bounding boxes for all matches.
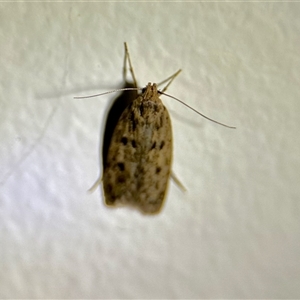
[102,81,138,167]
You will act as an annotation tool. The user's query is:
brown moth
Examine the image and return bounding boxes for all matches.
[102,43,178,214]
[103,82,172,214]
[75,43,235,214]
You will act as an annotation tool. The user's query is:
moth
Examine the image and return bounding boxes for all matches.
[102,44,179,214]
[75,43,235,214]
[103,82,173,214]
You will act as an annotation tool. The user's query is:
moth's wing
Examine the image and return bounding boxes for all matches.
[137,106,172,214]
[102,82,138,166]
[103,102,172,214]
[102,103,137,208]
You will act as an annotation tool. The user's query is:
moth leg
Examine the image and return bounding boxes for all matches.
[124,42,138,88]
[171,171,187,192]
[88,176,102,194]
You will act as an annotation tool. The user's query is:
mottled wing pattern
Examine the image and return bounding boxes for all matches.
[103,85,172,214]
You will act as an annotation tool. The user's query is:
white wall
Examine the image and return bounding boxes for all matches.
[1,2,299,298]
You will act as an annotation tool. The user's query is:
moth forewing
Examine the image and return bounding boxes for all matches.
[102,81,138,167]
[103,83,172,214]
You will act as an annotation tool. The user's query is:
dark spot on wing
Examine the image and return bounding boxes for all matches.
[130,111,137,131]
[139,104,144,116]
[131,140,137,148]
[151,141,156,150]
[110,194,116,203]
[121,137,128,145]
[106,184,112,193]
[160,141,165,149]
[156,167,161,174]
[117,175,126,183]
[117,162,125,171]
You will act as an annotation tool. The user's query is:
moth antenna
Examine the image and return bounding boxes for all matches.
[158,69,182,92]
[160,91,236,129]
[74,87,142,99]
[74,87,236,129]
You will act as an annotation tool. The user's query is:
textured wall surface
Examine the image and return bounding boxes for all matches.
[1,2,299,298]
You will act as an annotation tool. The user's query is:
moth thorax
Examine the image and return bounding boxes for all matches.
[143,83,159,99]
